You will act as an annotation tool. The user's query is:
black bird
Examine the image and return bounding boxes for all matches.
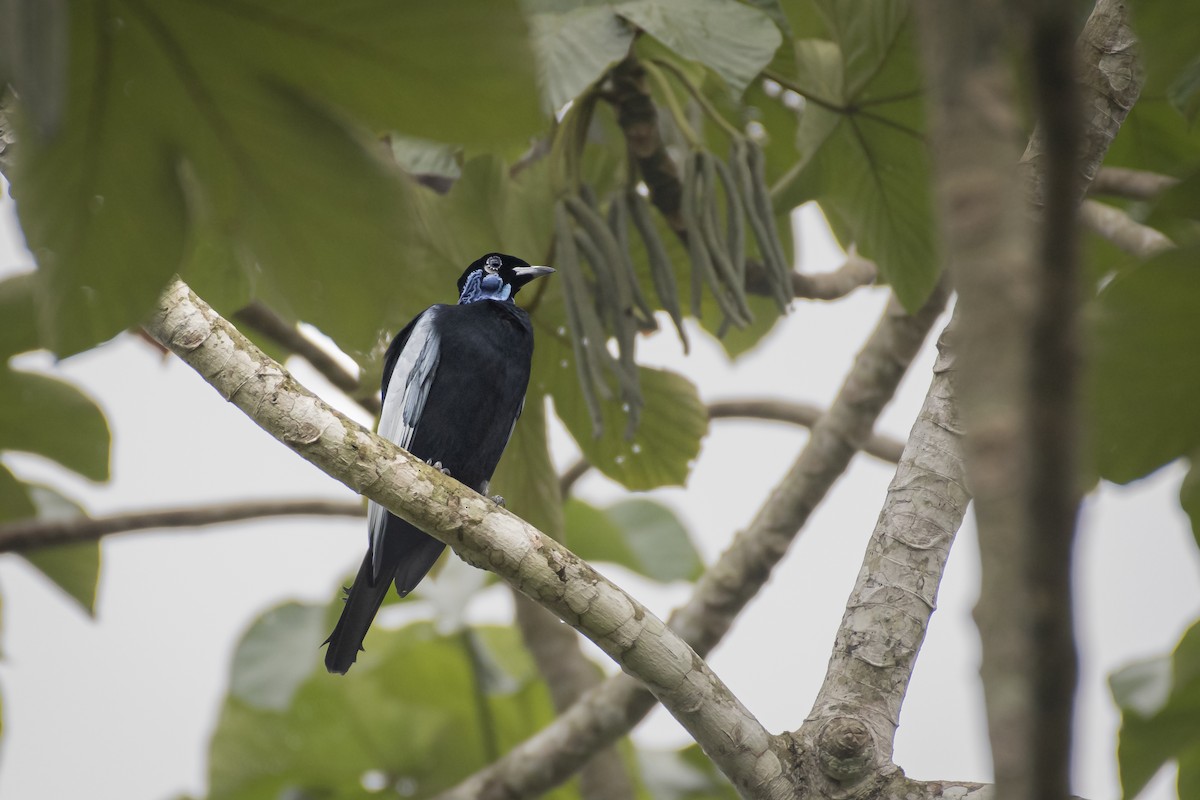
[324,253,553,674]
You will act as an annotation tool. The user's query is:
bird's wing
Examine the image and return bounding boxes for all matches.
[369,307,441,579]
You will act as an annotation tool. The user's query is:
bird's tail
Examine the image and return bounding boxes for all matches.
[324,553,392,674]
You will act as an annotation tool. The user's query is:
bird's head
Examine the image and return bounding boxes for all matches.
[457,253,554,305]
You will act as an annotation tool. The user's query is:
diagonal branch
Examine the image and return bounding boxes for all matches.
[145,279,794,800]
[0,499,364,551]
[795,323,969,794]
[436,282,948,800]
[1089,166,1178,200]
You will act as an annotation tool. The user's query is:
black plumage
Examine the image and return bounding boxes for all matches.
[324,253,553,674]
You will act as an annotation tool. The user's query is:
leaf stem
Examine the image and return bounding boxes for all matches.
[648,58,744,142]
[762,68,847,114]
[640,60,701,148]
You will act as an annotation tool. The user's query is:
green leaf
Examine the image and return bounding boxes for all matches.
[1089,248,1200,483]
[0,272,40,357]
[0,368,110,481]
[417,156,557,276]
[207,621,569,800]
[528,4,635,112]
[1182,458,1200,550]
[1169,56,1200,124]
[1144,170,1200,249]
[564,497,702,582]
[389,134,463,182]
[778,3,937,311]
[9,0,542,355]
[809,0,909,97]
[0,463,35,523]
[16,485,99,616]
[550,363,709,490]
[1113,621,1200,799]
[230,602,328,712]
[615,0,782,96]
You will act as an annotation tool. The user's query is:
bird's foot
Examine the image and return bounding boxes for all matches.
[490,495,506,507]
[425,458,452,476]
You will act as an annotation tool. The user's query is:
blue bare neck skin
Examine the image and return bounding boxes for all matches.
[458,271,512,304]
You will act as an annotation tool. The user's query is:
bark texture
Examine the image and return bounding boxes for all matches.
[145,280,791,800]
[917,0,1140,797]
[798,327,969,796]
[436,284,948,800]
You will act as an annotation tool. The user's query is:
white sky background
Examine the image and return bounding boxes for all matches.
[0,186,1197,800]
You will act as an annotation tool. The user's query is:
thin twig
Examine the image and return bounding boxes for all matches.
[233,301,381,416]
[1089,166,1178,200]
[1081,198,1174,258]
[708,399,904,462]
[0,499,364,552]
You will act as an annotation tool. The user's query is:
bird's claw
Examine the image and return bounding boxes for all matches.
[425,458,452,476]
[490,495,506,507]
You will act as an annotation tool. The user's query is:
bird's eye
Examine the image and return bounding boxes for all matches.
[485,255,502,274]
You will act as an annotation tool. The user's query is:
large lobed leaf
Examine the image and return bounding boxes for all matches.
[615,0,781,97]
[527,3,636,113]
[775,0,938,312]
[548,355,709,490]
[7,0,542,356]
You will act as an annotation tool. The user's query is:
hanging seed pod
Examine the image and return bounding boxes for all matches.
[697,152,752,326]
[554,201,608,437]
[627,188,689,353]
[711,155,746,288]
[743,139,794,311]
[566,194,629,329]
[680,151,707,318]
[565,195,643,415]
[574,225,644,439]
[732,139,788,311]
[685,150,749,327]
[606,193,657,328]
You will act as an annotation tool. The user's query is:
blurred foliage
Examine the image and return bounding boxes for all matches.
[0,272,104,613]
[205,597,737,800]
[1080,2,1200,791]
[1111,622,1200,800]
[564,497,703,582]
[3,0,1200,796]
